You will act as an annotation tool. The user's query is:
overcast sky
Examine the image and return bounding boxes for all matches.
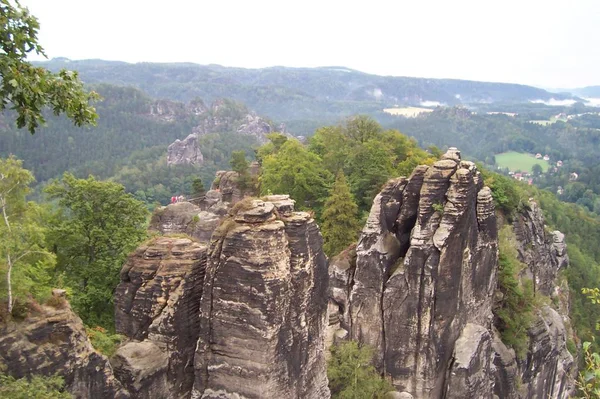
[20,0,600,88]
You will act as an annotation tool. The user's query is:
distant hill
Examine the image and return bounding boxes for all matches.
[37,59,576,124]
[567,86,600,98]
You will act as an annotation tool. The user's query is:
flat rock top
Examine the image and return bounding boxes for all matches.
[433,159,459,170]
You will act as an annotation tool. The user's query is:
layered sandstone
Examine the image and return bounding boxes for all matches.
[114,237,208,398]
[0,299,129,398]
[192,196,330,399]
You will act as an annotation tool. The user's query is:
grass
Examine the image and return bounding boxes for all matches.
[495,151,551,173]
[383,107,433,117]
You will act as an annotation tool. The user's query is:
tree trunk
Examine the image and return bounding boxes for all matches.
[2,195,13,314]
[7,253,12,314]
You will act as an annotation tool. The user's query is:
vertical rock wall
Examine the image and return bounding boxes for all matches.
[192,196,330,399]
[114,237,208,398]
[336,148,499,398]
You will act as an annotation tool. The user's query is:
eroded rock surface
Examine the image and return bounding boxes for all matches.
[167,133,204,166]
[491,201,575,399]
[114,237,208,398]
[512,202,569,296]
[0,302,129,398]
[192,196,330,399]
[149,202,221,243]
[331,148,497,398]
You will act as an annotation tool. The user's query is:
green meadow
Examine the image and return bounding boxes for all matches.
[495,151,551,173]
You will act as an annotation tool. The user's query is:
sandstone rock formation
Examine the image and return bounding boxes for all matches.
[116,195,331,399]
[114,236,208,398]
[329,148,498,398]
[491,201,575,399]
[167,133,204,166]
[236,113,273,143]
[192,196,330,399]
[0,299,129,398]
[512,201,569,296]
[149,202,221,243]
[327,148,575,399]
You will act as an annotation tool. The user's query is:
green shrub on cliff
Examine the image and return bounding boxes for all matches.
[0,374,71,399]
[327,341,393,399]
[494,225,534,360]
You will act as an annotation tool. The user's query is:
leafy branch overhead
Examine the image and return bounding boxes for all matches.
[0,0,99,133]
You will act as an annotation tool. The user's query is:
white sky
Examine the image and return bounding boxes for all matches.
[20,0,600,88]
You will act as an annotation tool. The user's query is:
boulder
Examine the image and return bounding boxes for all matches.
[0,305,129,398]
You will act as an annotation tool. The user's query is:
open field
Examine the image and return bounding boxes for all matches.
[383,107,433,117]
[495,151,551,172]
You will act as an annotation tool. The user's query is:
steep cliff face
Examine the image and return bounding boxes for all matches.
[192,196,330,399]
[340,148,498,398]
[115,194,331,399]
[491,202,575,399]
[328,148,575,399]
[0,297,129,398]
[114,237,207,398]
[167,133,205,166]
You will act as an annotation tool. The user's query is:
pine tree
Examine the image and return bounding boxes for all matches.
[321,171,361,257]
[191,177,205,199]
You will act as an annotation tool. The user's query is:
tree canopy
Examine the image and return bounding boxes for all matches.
[0,0,98,133]
[44,173,148,327]
[322,171,361,257]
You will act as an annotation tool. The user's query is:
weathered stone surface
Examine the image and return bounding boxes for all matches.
[193,198,330,399]
[521,306,574,398]
[236,113,273,143]
[111,341,169,399]
[445,323,494,398]
[114,236,208,398]
[149,202,221,243]
[512,201,569,296]
[167,133,204,166]
[0,304,129,398]
[337,148,499,398]
[493,306,575,399]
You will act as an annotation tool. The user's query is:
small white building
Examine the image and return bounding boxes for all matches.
[543,155,550,161]
[535,153,542,159]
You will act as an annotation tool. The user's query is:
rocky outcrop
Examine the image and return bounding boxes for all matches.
[330,148,498,398]
[192,196,330,399]
[512,201,569,296]
[115,194,330,398]
[236,113,273,143]
[167,133,204,166]
[114,237,208,398]
[0,300,129,398]
[149,202,221,243]
[491,201,575,399]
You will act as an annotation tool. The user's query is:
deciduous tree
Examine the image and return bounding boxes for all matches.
[45,173,148,327]
[0,0,99,133]
[0,156,54,314]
